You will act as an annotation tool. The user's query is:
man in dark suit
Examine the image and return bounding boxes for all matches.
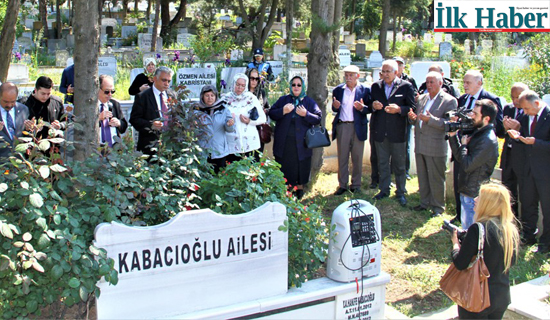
[370,60,416,206]
[130,66,175,156]
[451,70,503,224]
[97,75,128,147]
[498,83,528,216]
[408,72,457,216]
[0,83,30,159]
[331,65,372,195]
[508,90,550,254]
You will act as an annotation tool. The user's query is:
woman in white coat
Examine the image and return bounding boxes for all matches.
[223,73,266,162]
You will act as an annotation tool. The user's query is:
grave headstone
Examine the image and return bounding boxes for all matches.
[230,49,243,61]
[220,67,247,93]
[356,43,366,59]
[98,56,117,81]
[33,21,42,31]
[17,85,35,100]
[12,39,19,54]
[434,33,442,44]
[138,34,163,52]
[267,61,283,78]
[423,33,432,42]
[47,39,67,53]
[343,33,355,45]
[289,68,308,85]
[439,41,452,59]
[25,18,35,29]
[236,17,242,24]
[176,33,193,48]
[445,34,453,42]
[404,34,412,42]
[338,47,351,67]
[176,67,217,99]
[396,32,403,42]
[481,40,493,50]
[22,32,32,40]
[7,64,30,84]
[410,61,451,85]
[55,50,70,67]
[94,202,288,319]
[273,44,287,60]
[121,25,138,39]
[367,51,383,68]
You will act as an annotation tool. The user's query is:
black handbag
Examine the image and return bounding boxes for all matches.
[249,107,259,120]
[305,126,331,148]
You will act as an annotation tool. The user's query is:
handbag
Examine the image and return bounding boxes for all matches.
[249,107,259,121]
[439,222,491,313]
[305,126,331,149]
[257,123,272,144]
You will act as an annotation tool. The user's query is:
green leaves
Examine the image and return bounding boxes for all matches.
[29,193,44,208]
[68,277,81,288]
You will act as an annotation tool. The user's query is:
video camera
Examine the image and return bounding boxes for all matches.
[444,107,475,135]
[442,220,467,242]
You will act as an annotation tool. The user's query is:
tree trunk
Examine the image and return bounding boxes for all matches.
[122,0,128,22]
[331,0,342,62]
[39,0,50,39]
[146,0,152,21]
[238,0,280,56]
[167,0,187,29]
[379,0,390,57]
[151,0,160,52]
[73,0,100,161]
[0,0,21,83]
[134,0,138,14]
[349,0,356,34]
[391,12,397,52]
[308,0,335,184]
[56,0,61,39]
[285,0,293,73]
[160,0,170,33]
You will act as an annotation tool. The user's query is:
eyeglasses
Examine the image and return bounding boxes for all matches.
[380,70,393,74]
[103,90,116,94]
[250,77,260,81]
[292,83,302,87]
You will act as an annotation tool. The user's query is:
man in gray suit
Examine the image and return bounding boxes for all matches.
[0,82,30,159]
[408,72,457,216]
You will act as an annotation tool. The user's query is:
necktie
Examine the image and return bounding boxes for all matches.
[160,92,169,127]
[530,115,538,136]
[5,111,15,139]
[466,96,475,110]
[100,104,113,147]
[515,109,523,120]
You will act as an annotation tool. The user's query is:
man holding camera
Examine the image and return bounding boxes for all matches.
[448,99,499,229]
[408,72,457,217]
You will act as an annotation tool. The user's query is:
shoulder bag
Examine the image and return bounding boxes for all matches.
[305,126,331,149]
[439,222,491,313]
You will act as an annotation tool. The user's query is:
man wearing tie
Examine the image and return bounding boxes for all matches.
[498,83,528,216]
[370,60,416,206]
[0,83,30,159]
[130,66,175,156]
[508,90,550,254]
[408,72,457,216]
[97,75,128,147]
[451,70,503,224]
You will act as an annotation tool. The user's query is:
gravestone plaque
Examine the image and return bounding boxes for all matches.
[396,32,403,42]
[335,285,385,320]
[230,49,243,61]
[481,40,493,50]
[464,39,471,54]
[273,44,287,60]
[95,202,288,319]
[445,34,453,42]
[55,50,69,67]
[25,18,35,29]
[176,33,192,47]
[356,43,366,59]
[121,25,138,39]
[338,47,351,67]
[367,51,383,68]
[267,61,283,78]
[17,85,35,100]
[7,64,29,83]
[434,33,443,44]
[47,39,67,53]
[410,61,451,85]
[176,67,217,99]
[220,67,247,93]
[66,34,75,48]
[98,57,117,80]
[439,41,452,59]
[138,33,163,52]
[423,33,432,42]
[289,68,308,85]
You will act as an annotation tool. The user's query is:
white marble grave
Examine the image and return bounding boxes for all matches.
[445,34,453,42]
[367,51,383,68]
[121,25,138,39]
[268,60,283,78]
[423,33,432,42]
[410,61,451,85]
[138,33,163,52]
[176,67,217,99]
[230,49,243,61]
[7,64,29,84]
[289,68,308,85]
[273,44,286,60]
[338,46,351,67]
[434,33,443,44]
[176,33,192,47]
[98,57,117,81]
[439,41,453,59]
[94,202,288,319]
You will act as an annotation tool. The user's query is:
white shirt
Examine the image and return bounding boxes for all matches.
[340,85,357,122]
[152,85,166,114]
[465,89,482,110]
[0,106,17,139]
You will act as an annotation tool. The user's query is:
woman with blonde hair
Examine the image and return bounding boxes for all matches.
[449,182,520,319]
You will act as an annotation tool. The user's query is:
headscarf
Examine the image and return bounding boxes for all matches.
[290,76,306,106]
[196,84,220,112]
[144,57,156,72]
[227,73,250,102]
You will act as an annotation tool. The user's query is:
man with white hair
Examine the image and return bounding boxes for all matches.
[408,72,457,216]
[369,60,416,206]
[451,69,503,224]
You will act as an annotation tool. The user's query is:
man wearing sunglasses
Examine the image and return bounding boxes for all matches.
[97,75,128,147]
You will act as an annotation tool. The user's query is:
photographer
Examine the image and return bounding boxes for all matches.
[448,99,499,229]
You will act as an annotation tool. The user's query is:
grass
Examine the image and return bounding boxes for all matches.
[304,169,550,317]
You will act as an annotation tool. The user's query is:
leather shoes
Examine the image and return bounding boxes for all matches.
[412,205,428,212]
[369,182,378,189]
[396,195,407,206]
[373,192,389,200]
[431,212,443,218]
[350,188,360,193]
[334,187,348,196]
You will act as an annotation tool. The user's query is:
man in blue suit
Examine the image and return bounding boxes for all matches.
[331,65,372,195]
[370,60,416,206]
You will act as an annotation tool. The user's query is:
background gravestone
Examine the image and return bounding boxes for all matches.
[481,40,493,50]
[367,51,383,68]
[444,34,453,42]
[220,67,247,94]
[289,68,308,85]
[410,61,451,86]
[230,49,243,61]
[273,44,287,60]
[338,46,351,67]
[176,33,192,48]
[434,33,442,44]
[267,60,283,78]
[439,41,452,59]
[7,64,30,84]
[98,57,117,81]
[47,39,67,53]
[355,43,366,59]
[464,39,471,55]
[55,50,69,67]
[176,67,217,99]
[423,33,432,42]
[121,25,138,39]
[138,33,163,52]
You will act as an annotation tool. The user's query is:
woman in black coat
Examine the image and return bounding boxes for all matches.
[449,182,520,319]
[128,58,156,96]
[268,76,322,199]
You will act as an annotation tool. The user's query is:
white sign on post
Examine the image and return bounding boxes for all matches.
[177,67,217,99]
[98,57,117,81]
[94,202,288,319]
[338,47,351,67]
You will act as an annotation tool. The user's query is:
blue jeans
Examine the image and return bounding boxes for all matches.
[460,194,475,229]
